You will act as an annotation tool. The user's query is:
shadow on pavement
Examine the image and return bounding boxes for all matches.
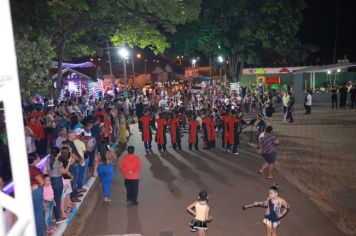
[126,206,143,234]
[145,152,182,198]
[177,150,229,186]
[160,151,208,190]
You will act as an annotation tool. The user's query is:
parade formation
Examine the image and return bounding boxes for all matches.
[2,0,356,236]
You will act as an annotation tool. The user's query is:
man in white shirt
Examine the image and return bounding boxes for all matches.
[305,89,312,114]
[282,92,290,121]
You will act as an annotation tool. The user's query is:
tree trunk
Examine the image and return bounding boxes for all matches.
[227,55,243,83]
[54,42,66,100]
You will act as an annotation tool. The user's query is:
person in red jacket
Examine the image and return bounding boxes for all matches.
[202,114,212,149]
[169,112,181,150]
[27,112,46,155]
[226,110,236,152]
[140,111,152,150]
[155,112,167,151]
[119,146,142,205]
[189,115,200,151]
[210,115,216,149]
[221,109,229,149]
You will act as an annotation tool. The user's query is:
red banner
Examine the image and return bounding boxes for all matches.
[265,77,280,84]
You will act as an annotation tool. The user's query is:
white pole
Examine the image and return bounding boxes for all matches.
[0,1,36,235]
[106,40,115,93]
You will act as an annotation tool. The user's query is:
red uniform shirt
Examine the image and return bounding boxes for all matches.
[140,115,151,142]
[210,119,216,141]
[170,117,179,143]
[222,115,229,142]
[189,120,200,144]
[202,117,212,141]
[227,115,235,145]
[156,118,167,144]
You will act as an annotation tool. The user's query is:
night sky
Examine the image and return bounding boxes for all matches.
[299,0,356,64]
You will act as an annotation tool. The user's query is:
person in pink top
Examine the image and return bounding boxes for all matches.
[120,146,142,205]
[43,174,58,234]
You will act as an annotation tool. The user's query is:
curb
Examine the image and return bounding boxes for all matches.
[53,176,97,236]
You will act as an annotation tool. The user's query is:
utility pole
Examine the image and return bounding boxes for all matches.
[131,53,135,84]
[106,40,115,93]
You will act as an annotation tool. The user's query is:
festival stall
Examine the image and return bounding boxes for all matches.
[51,62,104,100]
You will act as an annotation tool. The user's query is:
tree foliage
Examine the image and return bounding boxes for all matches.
[10,0,201,98]
[15,35,55,99]
[169,0,316,82]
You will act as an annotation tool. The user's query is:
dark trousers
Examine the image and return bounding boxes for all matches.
[210,140,216,148]
[172,131,181,150]
[283,106,288,114]
[51,177,63,220]
[32,188,45,236]
[125,179,139,202]
[158,143,166,151]
[189,140,198,151]
[35,139,47,156]
[203,128,211,149]
[332,95,338,108]
[77,161,86,190]
[340,96,347,108]
[305,105,311,114]
[222,130,226,148]
[232,135,240,153]
[287,110,294,122]
[351,96,355,109]
[172,141,181,150]
[144,141,152,149]
[70,163,80,197]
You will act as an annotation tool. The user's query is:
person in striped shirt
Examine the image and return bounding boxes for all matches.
[258,126,279,179]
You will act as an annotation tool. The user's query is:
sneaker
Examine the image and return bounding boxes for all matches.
[233,152,239,155]
[55,217,67,224]
[78,188,87,193]
[131,201,139,206]
[70,197,81,202]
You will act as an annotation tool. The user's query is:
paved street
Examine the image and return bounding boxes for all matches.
[64,108,347,236]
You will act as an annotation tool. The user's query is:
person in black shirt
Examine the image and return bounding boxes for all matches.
[339,83,348,109]
[330,86,338,109]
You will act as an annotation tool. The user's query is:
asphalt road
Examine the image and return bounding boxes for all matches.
[69,124,344,236]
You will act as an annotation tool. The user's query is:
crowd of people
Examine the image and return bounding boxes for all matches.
[2,92,135,235]
[10,79,356,235]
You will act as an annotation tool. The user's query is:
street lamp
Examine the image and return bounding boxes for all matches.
[177,55,184,66]
[217,55,226,85]
[118,47,129,97]
[192,59,197,78]
[336,69,341,86]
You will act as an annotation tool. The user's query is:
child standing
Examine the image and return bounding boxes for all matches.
[186,190,212,236]
[43,174,57,234]
[243,185,290,236]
